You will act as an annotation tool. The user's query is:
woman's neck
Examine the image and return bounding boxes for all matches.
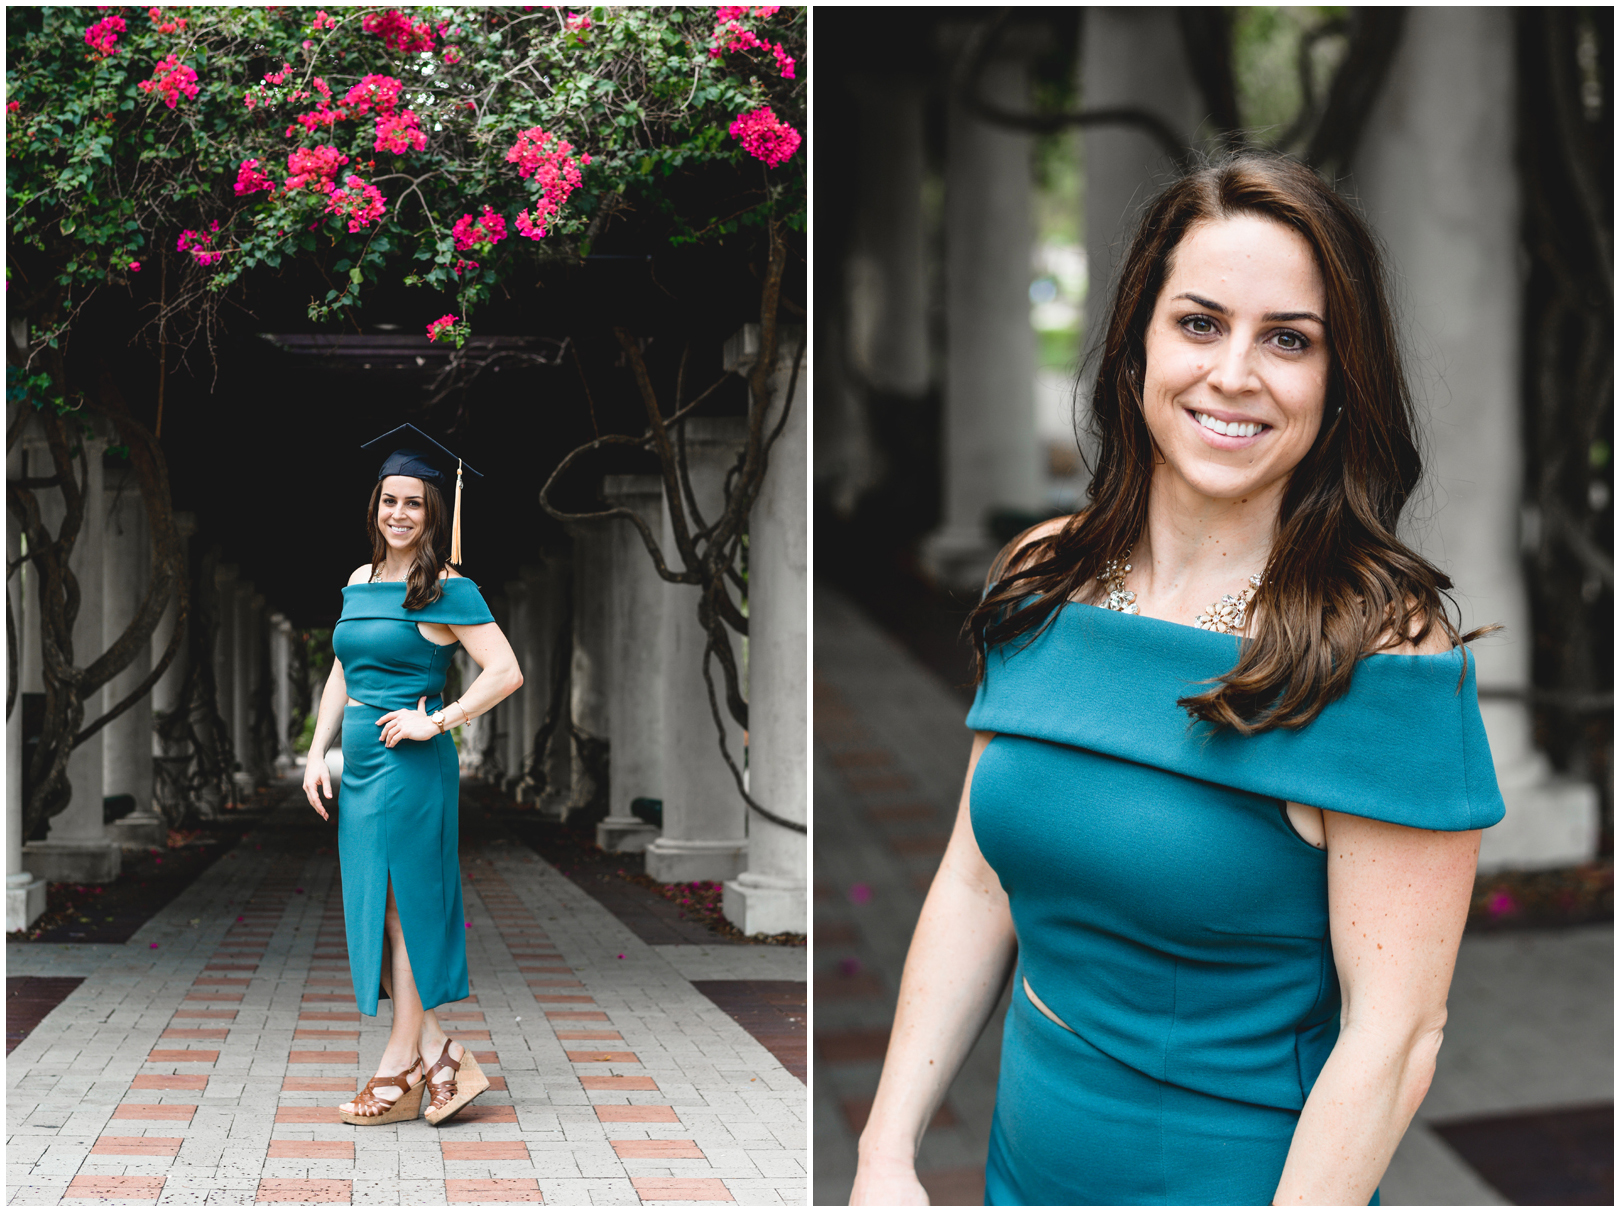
[374,555,415,583]
[1127,467,1283,622]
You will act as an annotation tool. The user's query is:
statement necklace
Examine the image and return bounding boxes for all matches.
[1098,548,1264,635]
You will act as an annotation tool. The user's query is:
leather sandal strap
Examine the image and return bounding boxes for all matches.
[351,1056,423,1113]
[424,1040,461,1108]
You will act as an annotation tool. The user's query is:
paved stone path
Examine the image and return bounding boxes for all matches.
[812,582,1613,1205]
[7,794,805,1206]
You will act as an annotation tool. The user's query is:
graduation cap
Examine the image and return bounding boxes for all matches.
[360,423,483,565]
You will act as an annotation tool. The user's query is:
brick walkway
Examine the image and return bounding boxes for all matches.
[7,792,805,1206]
[811,582,1613,1205]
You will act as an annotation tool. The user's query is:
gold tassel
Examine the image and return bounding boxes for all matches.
[450,459,463,566]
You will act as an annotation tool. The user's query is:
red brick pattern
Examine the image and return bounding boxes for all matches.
[64,1176,165,1200]
[255,1180,353,1203]
[445,1179,544,1203]
[631,1177,736,1201]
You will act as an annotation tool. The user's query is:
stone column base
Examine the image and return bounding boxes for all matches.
[1478,776,1601,873]
[597,817,659,854]
[644,837,747,884]
[919,523,1000,592]
[723,870,806,936]
[22,840,122,883]
[6,872,47,933]
[107,812,167,850]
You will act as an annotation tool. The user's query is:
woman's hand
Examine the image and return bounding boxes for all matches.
[303,756,333,821]
[849,1158,931,1206]
[376,696,440,748]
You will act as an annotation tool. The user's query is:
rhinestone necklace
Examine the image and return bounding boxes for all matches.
[1098,548,1264,635]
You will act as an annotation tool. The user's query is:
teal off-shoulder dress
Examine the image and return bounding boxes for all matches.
[965,603,1506,1206]
[332,577,495,1016]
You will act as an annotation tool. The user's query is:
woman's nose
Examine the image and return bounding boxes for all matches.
[1205,336,1260,396]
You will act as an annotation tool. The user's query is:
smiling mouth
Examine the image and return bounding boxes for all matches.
[1191,410,1268,439]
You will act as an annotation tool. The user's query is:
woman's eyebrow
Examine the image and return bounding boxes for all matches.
[1174,292,1324,327]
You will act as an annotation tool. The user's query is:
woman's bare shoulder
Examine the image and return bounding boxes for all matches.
[440,568,463,581]
[996,512,1079,580]
[345,563,374,587]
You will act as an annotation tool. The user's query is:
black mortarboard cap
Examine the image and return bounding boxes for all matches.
[360,423,482,563]
[359,423,482,495]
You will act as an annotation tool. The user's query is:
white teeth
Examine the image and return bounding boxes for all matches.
[1195,412,1264,438]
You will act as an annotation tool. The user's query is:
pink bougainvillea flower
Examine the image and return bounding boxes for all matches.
[263,62,293,86]
[565,11,592,32]
[234,158,275,196]
[729,106,800,167]
[709,6,792,77]
[373,108,426,154]
[128,261,141,272]
[312,76,332,99]
[177,221,224,267]
[452,258,479,277]
[85,15,126,58]
[442,47,463,66]
[312,9,337,30]
[284,144,350,192]
[451,205,507,251]
[343,73,403,117]
[138,54,201,109]
[506,127,589,240]
[147,7,187,34]
[362,9,436,52]
[426,313,460,343]
[5,101,19,115]
[324,174,387,231]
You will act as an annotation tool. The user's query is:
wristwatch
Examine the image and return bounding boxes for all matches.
[430,707,449,734]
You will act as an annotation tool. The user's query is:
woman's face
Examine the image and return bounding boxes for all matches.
[377,475,428,552]
[1141,213,1330,510]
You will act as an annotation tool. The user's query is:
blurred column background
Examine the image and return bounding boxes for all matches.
[814,6,1611,1206]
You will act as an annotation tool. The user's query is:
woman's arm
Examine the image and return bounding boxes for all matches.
[373,620,523,747]
[302,657,349,821]
[850,731,1018,1205]
[1271,810,1480,1204]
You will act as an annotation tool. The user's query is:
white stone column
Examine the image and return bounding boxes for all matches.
[848,78,930,394]
[213,564,238,780]
[6,418,46,929]
[725,333,808,934]
[455,650,490,775]
[485,591,512,786]
[567,520,613,823]
[1354,7,1598,871]
[151,513,194,821]
[23,419,120,883]
[645,416,750,882]
[500,582,531,793]
[101,465,163,848]
[230,588,260,788]
[1079,8,1202,364]
[920,36,1044,589]
[527,553,572,817]
[597,476,665,853]
[269,612,295,771]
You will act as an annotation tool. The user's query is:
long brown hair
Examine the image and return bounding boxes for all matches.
[967,150,1489,733]
[364,478,455,610]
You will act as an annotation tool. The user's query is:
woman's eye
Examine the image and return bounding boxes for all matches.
[1184,315,1216,335]
[1273,330,1309,352]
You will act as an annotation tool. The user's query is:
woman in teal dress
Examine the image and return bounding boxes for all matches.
[302,425,523,1126]
[850,153,1505,1205]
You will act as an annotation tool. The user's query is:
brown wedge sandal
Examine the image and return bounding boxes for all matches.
[422,1038,489,1126]
[340,1055,425,1126]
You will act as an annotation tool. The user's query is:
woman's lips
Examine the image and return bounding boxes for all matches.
[1188,408,1268,446]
